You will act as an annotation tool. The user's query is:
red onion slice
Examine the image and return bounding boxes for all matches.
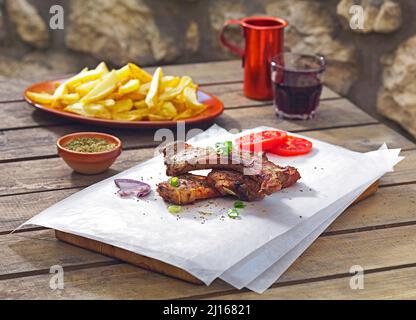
[114,179,151,198]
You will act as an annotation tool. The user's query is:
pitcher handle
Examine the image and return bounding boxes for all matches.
[219,19,244,58]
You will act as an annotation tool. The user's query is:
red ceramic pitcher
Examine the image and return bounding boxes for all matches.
[220,16,288,100]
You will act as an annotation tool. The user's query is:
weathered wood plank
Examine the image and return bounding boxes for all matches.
[0,230,115,276]
[195,83,338,109]
[0,125,411,196]
[203,225,416,299]
[0,59,341,102]
[256,225,416,291]
[0,102,68,129]
[327,183,416,233]
[0,84,341,131]
[0,262,230,300]
[206,266,416,300]
[2,224,416,299]
[0,189,77,233]
[303,124,415,152]
[380,149,416,186]
[145,60,243,85]
[0,102,379,162]
[0,78,32,103]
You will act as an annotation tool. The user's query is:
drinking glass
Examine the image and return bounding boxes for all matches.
[271,52,326,120]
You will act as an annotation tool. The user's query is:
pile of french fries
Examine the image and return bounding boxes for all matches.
[26,62,206,121]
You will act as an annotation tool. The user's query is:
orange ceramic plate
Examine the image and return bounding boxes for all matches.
[24,79,224,128]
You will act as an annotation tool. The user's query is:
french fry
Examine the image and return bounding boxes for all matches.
[64,102,88,116]
[145,67,163,108]
[160,101,177,119]
[81,70,118,104]
[26,92,54,105]
[128,63,152,83]
[61,93,80,105]
[123,92,146,101]
[51,81,68,108]
[116,65,131,83]
[148,114,171,121]
[113,109,148,121]
[99,99,116,107]
[174,109,195,120]
[65,62,108,89]
[75,80,99,96]
[84,104,112,119]
[159,76,191,101]
[138,82,151,95]
[133,100,147,109]
[118,79,140,95]
[160,76,180,91]
[183,86,204,109]
[111,99,133,114]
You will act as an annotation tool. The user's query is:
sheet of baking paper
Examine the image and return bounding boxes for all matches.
[245,147,403,293]
[219,143,403,288]
[20,125,402,287]
[247,182,371,293]
[220,183,368,289]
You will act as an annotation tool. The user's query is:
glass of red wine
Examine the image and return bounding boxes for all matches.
[271,52,326,120]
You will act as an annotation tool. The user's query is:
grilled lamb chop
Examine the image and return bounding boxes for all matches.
[156,174,220,205]
[157,166,300,204]
[161,141,300,197]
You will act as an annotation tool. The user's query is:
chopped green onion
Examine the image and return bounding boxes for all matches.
[168,205,181,214]
[224,141,233,155]
[170,177,179,187]
[215,141,233,156]
[234,201,245,209]
[227,208,240,219]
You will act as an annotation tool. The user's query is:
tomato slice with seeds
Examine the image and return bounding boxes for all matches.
[268,136,312,156]
[236,130,288,152]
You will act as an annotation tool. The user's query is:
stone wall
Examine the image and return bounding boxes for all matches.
[1,0,415,139]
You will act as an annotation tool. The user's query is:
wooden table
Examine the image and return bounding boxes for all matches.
[1,60,416,300]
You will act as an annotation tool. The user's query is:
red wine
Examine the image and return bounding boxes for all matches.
[271,53,325,120]
[273,82,322,119]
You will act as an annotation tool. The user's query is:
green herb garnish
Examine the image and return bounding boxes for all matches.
[168,205,181,214]
[170,177,179,187]
[227,208,240,219]
[64,137,116,153]
[215,141,233,156]
[234,201,245,209]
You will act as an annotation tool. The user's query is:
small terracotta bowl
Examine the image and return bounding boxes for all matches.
[57,132,122,174]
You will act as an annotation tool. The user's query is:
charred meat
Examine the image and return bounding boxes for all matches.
[206,170,264,201]
[156,174,220,205]
[162,141,300,197]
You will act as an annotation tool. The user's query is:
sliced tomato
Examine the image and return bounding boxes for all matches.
[268,135,312,156]
[236,130,287,152]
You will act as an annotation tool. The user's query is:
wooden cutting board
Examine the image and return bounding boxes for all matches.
[55,180,380,285]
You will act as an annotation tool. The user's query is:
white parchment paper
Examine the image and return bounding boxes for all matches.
[244,145,403,293]
[20,125,402,290]
[219,143,403,289]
